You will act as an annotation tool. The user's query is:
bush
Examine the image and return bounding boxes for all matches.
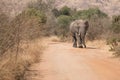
[111,15,120,33]
[25,8,47,23]
[72,8,107,20]
[28,0,48,12]
[59,6,71,16]
[87,17,110,40]
[0,40,44,80]
[113,45,120,57]
[28,0,59,36]
[57,15,73,27]
[52,8,60,17]
[0,6,46,80]
[107,37,118,50]
[0,13,16,55]
[56,15,73,38]
[0,0,49,79]
[11,8,47,40]
[107,36,120,57]
[107,15,120,56]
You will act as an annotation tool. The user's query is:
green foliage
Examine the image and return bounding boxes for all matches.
[52,8,60,17]
[56,15,73,37]
[107,15,120,56]
[59,6,71,16]
[12,8,48,40]
[57,15,73,27]
[111,15,120,33]
[25,8,47,23]
[72,8,107,20]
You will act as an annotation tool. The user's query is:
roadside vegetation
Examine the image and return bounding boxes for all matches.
[107,15,120,56]
[0,0,47,80]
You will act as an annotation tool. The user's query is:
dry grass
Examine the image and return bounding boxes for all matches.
[48,36,61,42]
[0,39,45,80]
[87,40,110,50]
[46,36,71,42]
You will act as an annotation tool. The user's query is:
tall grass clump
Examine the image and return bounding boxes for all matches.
[107,15,120,56]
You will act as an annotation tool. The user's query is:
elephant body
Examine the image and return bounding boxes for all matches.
[70,20,89,48]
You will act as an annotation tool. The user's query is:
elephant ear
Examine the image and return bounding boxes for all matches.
[84,20,89,30]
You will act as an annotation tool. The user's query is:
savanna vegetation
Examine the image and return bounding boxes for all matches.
[107,15,120,56]
[0,0,47,80]
[0,0,120,80]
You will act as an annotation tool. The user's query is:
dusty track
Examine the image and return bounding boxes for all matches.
[26,42,120,80]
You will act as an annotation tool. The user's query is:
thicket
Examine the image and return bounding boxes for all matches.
[59,6,71,16]
[56,15,72,39]
[72,8,107,20]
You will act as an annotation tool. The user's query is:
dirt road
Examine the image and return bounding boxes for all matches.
[25,42,120,80]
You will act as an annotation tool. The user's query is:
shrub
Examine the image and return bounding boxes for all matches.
[0,0,49,79]
[107,15,120,56]
[0,13,16,55]
[56,15,73,38]
[28,0,58,36]
[113,45,120,57]
[59,6,71,16]
[107,37,118,50]
[25,8,47,23]
[87,17,110,40]
[57,15,72,27]
[111,15,120,33]
[72,8,107,20]
[52,8,60,17]
[0,6,46,80]
[0,40,44,80]
[28,0,48,12]
[11,8,47,40]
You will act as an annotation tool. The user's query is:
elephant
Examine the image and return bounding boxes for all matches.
[70,19,89,48]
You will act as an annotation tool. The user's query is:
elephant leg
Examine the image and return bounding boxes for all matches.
[72,35,77,48]
[79,36,83,48]
[81,35,86,48]
[83,38,86,48]
[77,34,83,48]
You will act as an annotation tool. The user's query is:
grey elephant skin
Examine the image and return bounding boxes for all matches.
[70,20,89,48]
